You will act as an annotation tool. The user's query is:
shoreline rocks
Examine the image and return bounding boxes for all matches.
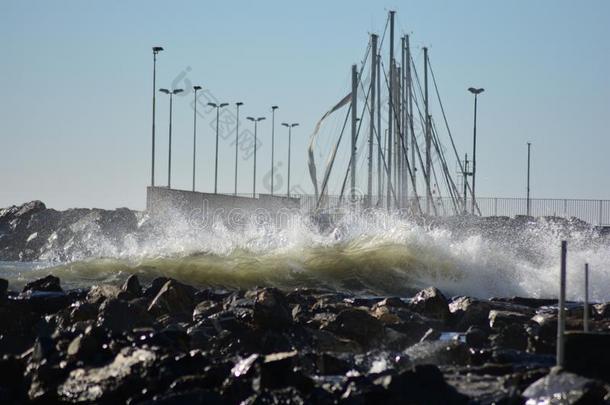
[1,275,610,403]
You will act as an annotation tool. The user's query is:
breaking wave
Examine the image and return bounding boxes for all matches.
[1,210,609,301]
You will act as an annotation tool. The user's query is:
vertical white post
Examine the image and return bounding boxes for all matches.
[584,263,590,332]
[351,64,358,203]
[557,240,567,367]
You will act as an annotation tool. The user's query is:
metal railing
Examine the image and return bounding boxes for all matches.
[287,194,610,226]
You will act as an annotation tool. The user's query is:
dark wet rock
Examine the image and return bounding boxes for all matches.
[148,279,197,319]
[66,325,111,365]
[192,299,221,322]
[22,274,62,293]
[488,309,530,329]
[491,296,557,308]
[465,325,489,348]
[144,276,171,298]
[87,284,122,304]
[523,367,607,404]
[121,274,142,297]
[404,340,470,366]
[253,287,292,330]
[409,286,451,322]
[310,329,362,353]
[0,278,8,302]
[19,290,71,315]
[490,323,528,351]
[58,347,157,403]
[315,353,352,375]
[98,298,153,333]
[449,296,491,331]
[564,332,610,382]
[385,364,469,404]
[0,355,26,403]
[69,301,98,323]
[322,307,384,347]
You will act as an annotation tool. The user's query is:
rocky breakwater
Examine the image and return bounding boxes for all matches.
[2,277,610,403]
[0,201,140,262]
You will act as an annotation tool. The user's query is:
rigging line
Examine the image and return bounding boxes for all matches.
[430,120,460,214]
[431,117,462,212]
[378,58,422,214]
[316,55,374,211]
[339,72,372,203]
[428,59,481,215]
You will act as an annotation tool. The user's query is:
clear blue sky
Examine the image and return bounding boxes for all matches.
[1,0,609,210]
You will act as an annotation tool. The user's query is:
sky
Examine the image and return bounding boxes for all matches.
[1,0,609,210]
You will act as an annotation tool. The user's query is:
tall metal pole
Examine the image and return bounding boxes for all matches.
[234,102,243,195]
[407,36,416,204]
[214,106,220,194]
[377,53,382,205]
[368,34,377,208]
[463,154,469,214]
[401,36,408,207]
[192,86,201,192]
[253,120,258,198]
[168,92,173,189]
[396,64,402,208]
[287,125,292,197]
[151,47,163,187]
[351,64,358,203]
[424,47,430,215]
[271,106,278,195]
[472,93,478,214]
[387,10,395,211]
[527,142,531,216]
[584,263,590,332]
[557,240,567,367]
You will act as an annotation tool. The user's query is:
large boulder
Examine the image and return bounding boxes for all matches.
[409,287,451,322]
[147,280,197,319]
[22,275,62,293]
[252,288,292,330]
[523,367,607,404]
[98,298,153,333]
[58,347,158,403]
[322,307,384,347]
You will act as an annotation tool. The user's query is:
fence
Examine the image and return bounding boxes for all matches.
[288,194,610,226]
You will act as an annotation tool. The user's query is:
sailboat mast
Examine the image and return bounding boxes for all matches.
[424,46,431,215]
[368,34,377,208]
[387,10,395,211]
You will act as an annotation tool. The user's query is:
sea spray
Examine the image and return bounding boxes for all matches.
[1,209,609,301]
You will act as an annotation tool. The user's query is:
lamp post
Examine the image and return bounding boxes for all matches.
[247,116,266,198]
[527,142,532,216]
[208,102,229,194]
[159,88,183,189]
[234,102,243,195]
[192,85,202,192]
[281,123,299,197]
[151,46,163,187]
[468,87,484,215]
[270,105,279,195]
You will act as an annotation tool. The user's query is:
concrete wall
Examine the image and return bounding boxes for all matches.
[146,187,301,226]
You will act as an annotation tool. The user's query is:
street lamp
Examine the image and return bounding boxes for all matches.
[208,102,229,194]
[192,86,202,192]
[527,142,532,216]
[247,116,266,198]
[151,46,164,187]
[234,102,243,195]
[281,123,299,197]
[468,87,484,215]
[270,105,279,195]
[159,88,183,189]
